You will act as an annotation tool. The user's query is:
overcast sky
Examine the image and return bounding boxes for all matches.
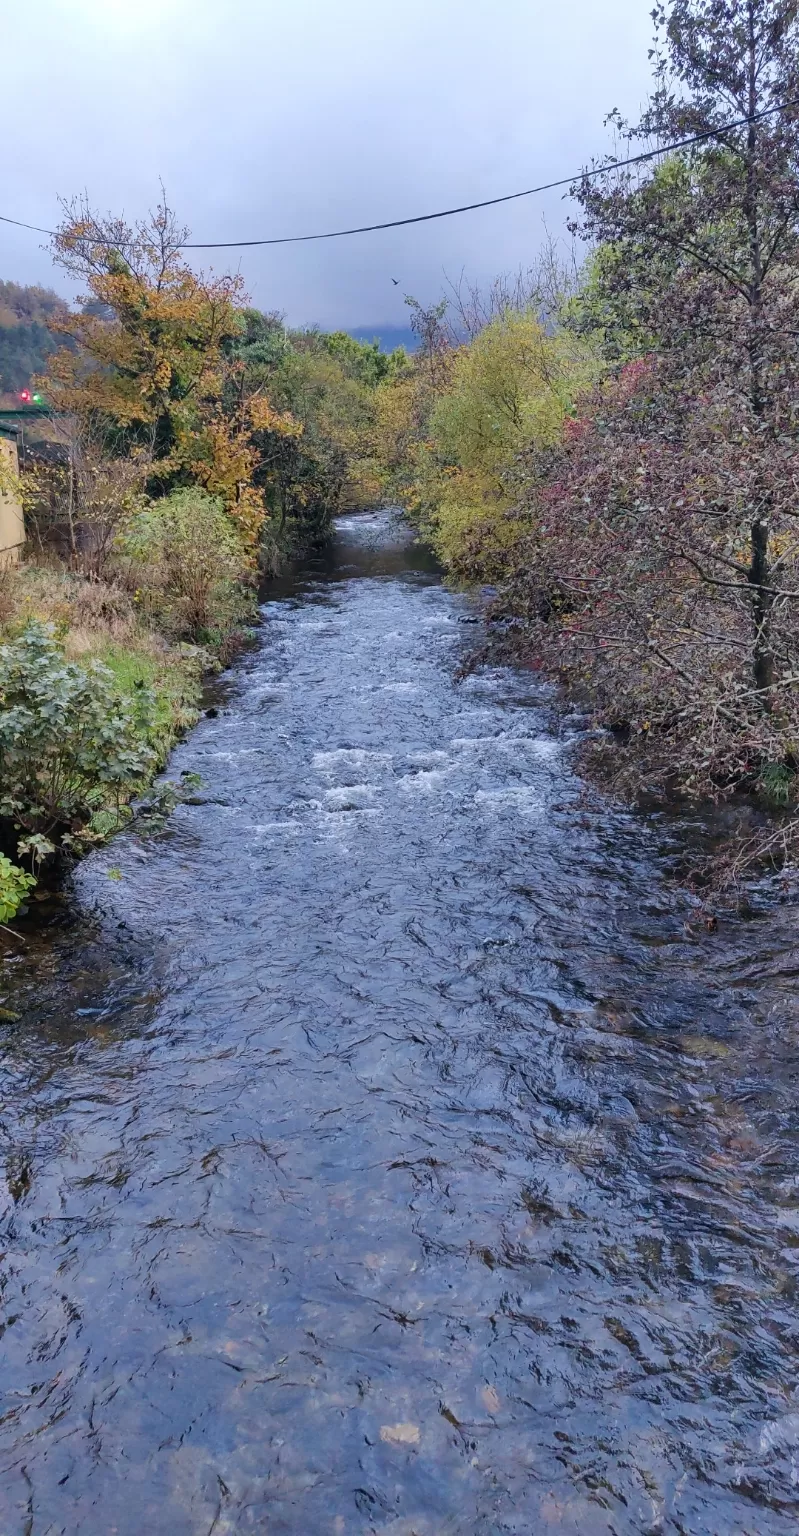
[3,0,654,329]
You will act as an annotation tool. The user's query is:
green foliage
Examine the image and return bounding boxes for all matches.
[759,762,795,807]
[318,331,408,388]
[98,645,203,745]
[227,316,392,532]
[119,487,253,640]
[564,244,657,362]
[567,151,751,365]
[414,311,597,569]
[89,808,132,839]
[228,308,292,370]
[0,620,158,856]
[0,854,36,922]
[432,313,586,475]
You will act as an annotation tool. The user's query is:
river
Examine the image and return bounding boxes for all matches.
[2,509,799,1534]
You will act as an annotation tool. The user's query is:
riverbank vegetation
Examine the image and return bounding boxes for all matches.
[0,204,404,916]
[372,0,799,889]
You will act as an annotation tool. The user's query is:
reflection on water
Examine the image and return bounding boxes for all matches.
[3,509,799,1534]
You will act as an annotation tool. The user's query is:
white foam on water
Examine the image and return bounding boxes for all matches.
[313,749,393,778]
[335,512,386,531]
[396,769,449,794]
[314,803,382,853]
[526,737,562,760]
[408,751,449,766]
[324,785,376,811]
[451,733,560,760]
[248,822,303,839]
[474,786,546,817]
[204,749,265,762]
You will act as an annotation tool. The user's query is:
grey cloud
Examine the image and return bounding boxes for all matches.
[2,0,653,327]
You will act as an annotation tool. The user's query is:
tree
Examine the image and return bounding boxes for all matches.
[485,0,799,874]
[496,358,799,809]
[574,0,799,705]
[318,330,405,387]
[405,296,451,388]
[43,196,275,551]
[119,488,252,640]
[397,309,595,569]
[226,317,395,535]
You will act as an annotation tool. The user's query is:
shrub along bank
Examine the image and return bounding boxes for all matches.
[0,488,247,920]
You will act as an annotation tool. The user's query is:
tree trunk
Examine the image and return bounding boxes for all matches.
[749,516,774,701]
[66,453,78,567]
[743,1,773,706]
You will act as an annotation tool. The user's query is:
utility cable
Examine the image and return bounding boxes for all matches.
[1,96,798,251]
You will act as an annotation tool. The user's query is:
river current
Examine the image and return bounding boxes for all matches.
[3,510,799,1534]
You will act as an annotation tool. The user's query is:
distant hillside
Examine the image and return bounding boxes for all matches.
[0,288,419,398]
[349,325,417,354]
[0,281,69,394]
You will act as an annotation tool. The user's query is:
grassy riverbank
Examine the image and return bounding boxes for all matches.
[0,560,219,744]
[0,539,254,919]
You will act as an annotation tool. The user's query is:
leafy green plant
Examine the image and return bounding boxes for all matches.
[759,762,795,807]
[0,620,158,858]
[0,854,36,922]
[119,488,252,640]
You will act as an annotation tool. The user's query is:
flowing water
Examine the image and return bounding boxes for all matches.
[4,509,799,1535]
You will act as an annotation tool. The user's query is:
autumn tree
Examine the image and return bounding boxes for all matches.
[421,311,595,568]
[43,196,295,551]
[495,359,799,806]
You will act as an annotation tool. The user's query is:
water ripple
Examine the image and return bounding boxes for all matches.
[2,511,799,1533]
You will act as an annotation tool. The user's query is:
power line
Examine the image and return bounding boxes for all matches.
[183,99,799,249]
[1,97,798,252]
[0,213,53,237]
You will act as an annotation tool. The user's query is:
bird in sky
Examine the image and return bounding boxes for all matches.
[391,278,400,286]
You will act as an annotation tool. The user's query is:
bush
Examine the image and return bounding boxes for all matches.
[375,310,596,573]
[118,488,253,641]
[0,620,158,858]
